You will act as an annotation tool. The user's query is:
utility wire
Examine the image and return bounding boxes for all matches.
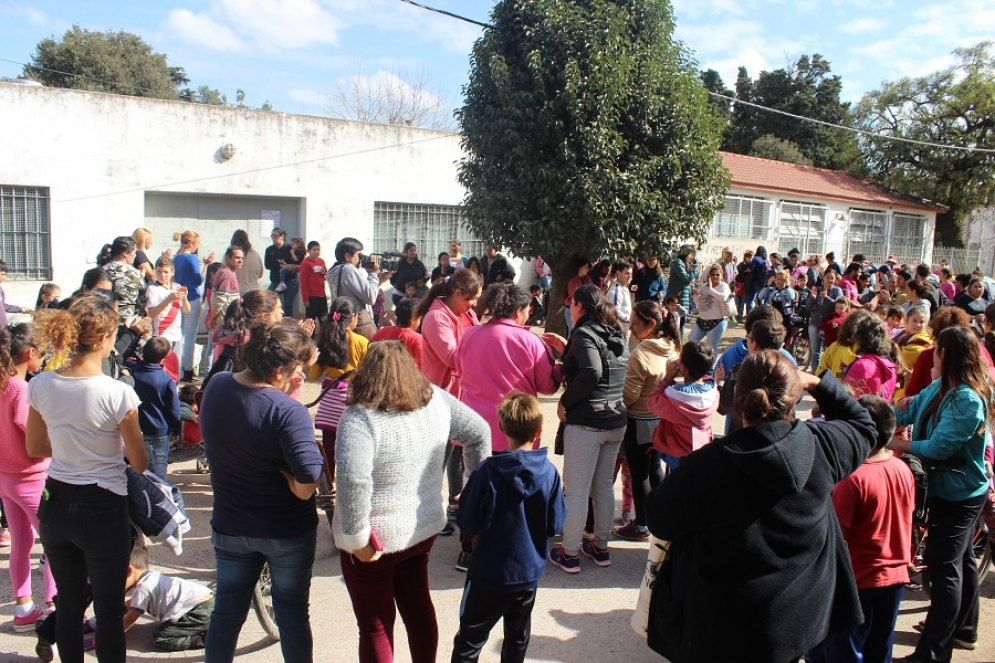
[0,57,272,111]
[400,0,995,155]
[54,134,456,204]
[398,0,492,28]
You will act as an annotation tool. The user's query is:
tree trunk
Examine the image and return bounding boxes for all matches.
[544,253,575,338]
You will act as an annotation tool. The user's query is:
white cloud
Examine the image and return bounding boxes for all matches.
[0,4,48,25]
[288,87,324,105]
[840,18,885,34]
[166,9,248,53]
[164,0,341,53]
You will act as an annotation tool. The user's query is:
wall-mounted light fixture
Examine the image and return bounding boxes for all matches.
[221,143,237,160]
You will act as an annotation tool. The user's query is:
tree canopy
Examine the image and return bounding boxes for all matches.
[854,42,995,245]
[458,0,728,268]
[722,55,860,171]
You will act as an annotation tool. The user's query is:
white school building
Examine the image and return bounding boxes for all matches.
[0,83,940,304]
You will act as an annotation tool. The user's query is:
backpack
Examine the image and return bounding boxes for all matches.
[898,453,929,526]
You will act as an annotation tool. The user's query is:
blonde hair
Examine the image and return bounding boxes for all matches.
[173,230,200,248]
[498,392,543,445]
[132,227,152,248]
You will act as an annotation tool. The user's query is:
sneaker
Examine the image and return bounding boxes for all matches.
[446,505,458,521]
[455,550,471,572]
[548,545,580,574]
[274,283,287,293]
[439,522,455,536]
[13,607,46,632]
[35,636,56,663]
[613,522,650,542]
[581,539,611,567]
[0,529,10,547]
[953,638,977,650]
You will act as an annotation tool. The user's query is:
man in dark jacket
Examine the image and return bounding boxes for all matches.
[644,361,875,663]
[481,244,516,286]
[452,393,566,663]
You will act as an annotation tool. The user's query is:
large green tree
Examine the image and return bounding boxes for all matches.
[458,0,728,332]
[854,42,995,246]
[723,55,860,171]
[24,25,181,99]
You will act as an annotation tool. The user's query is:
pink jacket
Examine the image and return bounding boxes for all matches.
[843,354,897,401]
[456,318,560,452]
[649,378,720,458]
[0,377,49,479]
[420,297,478,397]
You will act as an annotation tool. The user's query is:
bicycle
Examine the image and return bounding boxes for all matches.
[252,563,280,641]
[782,315,811,368]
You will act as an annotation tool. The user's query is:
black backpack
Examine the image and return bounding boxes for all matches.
[898,453,929,526]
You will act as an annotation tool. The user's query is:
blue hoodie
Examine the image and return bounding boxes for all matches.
[457,448,566,592]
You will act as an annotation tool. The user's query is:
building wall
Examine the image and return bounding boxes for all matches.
[0,83,466,302]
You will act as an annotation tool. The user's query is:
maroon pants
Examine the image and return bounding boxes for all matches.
[340,535,438,663]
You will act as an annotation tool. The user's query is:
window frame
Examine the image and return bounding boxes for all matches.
[0,185,52,280]
[373,201,485,262]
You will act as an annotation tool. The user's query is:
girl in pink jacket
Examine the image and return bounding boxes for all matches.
[418,271,482,397]
[457,284,560,452]
[649,340,720,468]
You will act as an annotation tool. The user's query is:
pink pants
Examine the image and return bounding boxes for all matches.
[613,456,633,512]
[0,474,56,602]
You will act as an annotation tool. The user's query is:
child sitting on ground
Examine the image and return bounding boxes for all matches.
[454,392,566,660]
[124,546,213,651]
[649,340,719,471]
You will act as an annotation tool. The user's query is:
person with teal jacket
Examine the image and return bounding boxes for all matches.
[890,326,991,662]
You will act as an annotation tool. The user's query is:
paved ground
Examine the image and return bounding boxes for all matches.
[1,324,994,661]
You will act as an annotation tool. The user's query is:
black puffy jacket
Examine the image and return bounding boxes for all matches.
[560,319,628,430]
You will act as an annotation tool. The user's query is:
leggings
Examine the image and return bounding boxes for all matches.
[0,474,56,603]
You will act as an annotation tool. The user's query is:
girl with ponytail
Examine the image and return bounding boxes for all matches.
[26,294,148,661]
[0,323,56,631]
[643,350,877,662]
[309,297,367,381]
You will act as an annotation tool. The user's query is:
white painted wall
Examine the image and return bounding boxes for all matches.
[0,83,465,303]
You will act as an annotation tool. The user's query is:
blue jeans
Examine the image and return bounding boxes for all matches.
[180,297,202,373]
[564,307,574,337]
[269,279,300,318]
[205,528,316,663]
[735,295,746,318]
[807,583,904,663]
[144,435,170,481]
[808,324,823,372]
[687,318,727,368]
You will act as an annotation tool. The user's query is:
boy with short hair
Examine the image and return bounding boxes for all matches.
[454,392,566,662]
[299,240,328,322]
[649,340,720,471]
[124,546,213,651]
[369,298,423,367]
[127,337,181,480]
[402,281,420,304]
[808,395,913,663]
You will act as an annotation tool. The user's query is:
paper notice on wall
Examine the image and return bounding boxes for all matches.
[260,210,281,237]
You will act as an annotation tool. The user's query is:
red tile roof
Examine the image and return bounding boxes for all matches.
[720,151,943,213]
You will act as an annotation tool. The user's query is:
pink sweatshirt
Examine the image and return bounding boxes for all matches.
[0,377,50,479]
[456,318,560,452]
[843,354,897,401]
[649,378,720,458]
[420,297,478,397]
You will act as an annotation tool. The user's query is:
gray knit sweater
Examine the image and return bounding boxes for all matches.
[333,387,491,554]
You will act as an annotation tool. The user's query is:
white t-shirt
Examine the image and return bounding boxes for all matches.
[130,570,212,623]
[146,282,183,342]
[606,282,632,323]
[27,371,141,496]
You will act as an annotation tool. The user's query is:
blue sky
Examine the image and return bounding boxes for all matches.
[2,0,993,120]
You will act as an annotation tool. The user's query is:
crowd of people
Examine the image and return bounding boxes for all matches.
[0,232,993,663]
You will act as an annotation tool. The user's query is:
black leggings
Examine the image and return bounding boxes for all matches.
[39,479,132,663]
[622,417,664,527]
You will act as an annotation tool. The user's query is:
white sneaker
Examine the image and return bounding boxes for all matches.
[274,283,287,293]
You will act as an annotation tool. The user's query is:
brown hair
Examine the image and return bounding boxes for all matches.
[348,341,433,412]
[573,284,619,329]
[498,391,543,445]
[920,326,993,431]
[129,546,150,570]
[173,230,200,247]
[929,305,970,335]
[34,294,119,359]
[0,323,36,392]
[735,350,800,425]
[154,254,174,270]
[241,319,315,381]
[415,268,481,320]
[631,300,681,347]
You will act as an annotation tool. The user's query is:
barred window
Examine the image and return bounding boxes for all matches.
[779,201,827,257]
[712,196,772,240]
[849,209,887,244]
[0,186,51,280]
[892,212,926,246]
[373,202,485,261]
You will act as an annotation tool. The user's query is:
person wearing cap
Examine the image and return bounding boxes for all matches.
[886,255,899,268]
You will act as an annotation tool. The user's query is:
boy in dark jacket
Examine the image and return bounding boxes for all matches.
[451,392,566,663]
[127,336,181,481]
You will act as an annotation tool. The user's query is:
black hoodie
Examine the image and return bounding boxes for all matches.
[644,373,875,663]
[560,318,628,430]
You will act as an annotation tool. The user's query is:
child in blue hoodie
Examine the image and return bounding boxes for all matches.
[451,392,567,663]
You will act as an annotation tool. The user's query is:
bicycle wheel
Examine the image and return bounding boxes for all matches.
[973,525,992,580]
[316,474,335,528]
[792,334,811,369]
[252,564,281,641]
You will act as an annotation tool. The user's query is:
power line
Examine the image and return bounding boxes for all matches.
[397,0,492,29]
[398,0,995,155]
[0,57,272,112]
[54,134,456,204]
[708,91,995,155]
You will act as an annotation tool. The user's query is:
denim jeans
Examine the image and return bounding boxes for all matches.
[39,479,131,663]
[180,297,202,373]
[144,435,170,480]
[807,583,904,663]
[205,528,317,663]
[687,318,727,368]
[560,424,627,553]
[735,295,746,318]
[268,278,300,318]
[808,324,823,372]
[564,307,574,337]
